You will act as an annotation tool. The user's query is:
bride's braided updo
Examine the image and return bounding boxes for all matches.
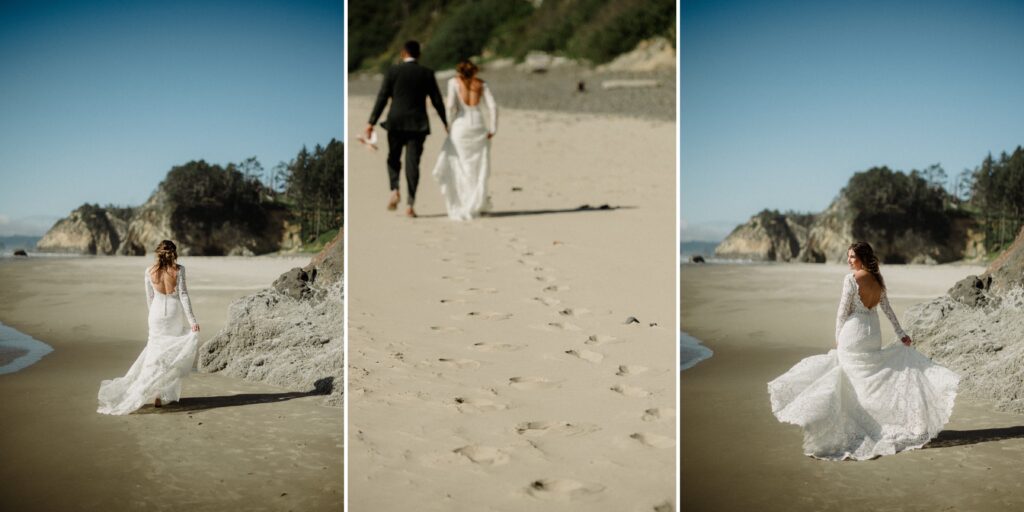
[456,59,478,82]
[154,240,178,274]
[849,241,885,290]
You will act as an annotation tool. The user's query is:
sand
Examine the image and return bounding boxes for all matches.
[681,262,1024,512]
[0,256,343,512]
[347,95,677,510]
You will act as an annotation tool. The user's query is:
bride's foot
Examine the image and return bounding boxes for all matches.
[387,190,400,210]
[154,398,162,408]
[406,206,418,218]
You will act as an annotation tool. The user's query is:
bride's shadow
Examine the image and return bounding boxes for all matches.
[134,377,335,414]
[416,204,634,219]
[924,426,1024,449]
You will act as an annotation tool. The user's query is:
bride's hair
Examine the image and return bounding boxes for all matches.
[154,240,178,275]
[849,241,885,290]
[456,59,478,82]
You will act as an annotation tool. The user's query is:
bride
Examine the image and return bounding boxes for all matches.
[431,59,498,220]
[97,240,200,415]
[768,241,959,460]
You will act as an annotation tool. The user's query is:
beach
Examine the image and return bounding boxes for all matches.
[0,256,343,511]
[681,262,1024,511]
[347,88,677,510]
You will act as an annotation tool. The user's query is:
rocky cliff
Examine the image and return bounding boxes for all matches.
[39,171,301,256]
[714,209,815,262]
[36,204,134,255]
[905,226,1024,413]
[197,231,344,406]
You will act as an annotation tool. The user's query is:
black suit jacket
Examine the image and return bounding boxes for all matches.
[368,60,447,134]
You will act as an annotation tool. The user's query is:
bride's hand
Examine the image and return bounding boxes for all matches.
[901,335,911,346]
[487,132,494,139]
[192,324,201,332]
[364,124,374,139]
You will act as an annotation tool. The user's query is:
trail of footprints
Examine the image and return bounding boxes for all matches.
[426,225,670,506]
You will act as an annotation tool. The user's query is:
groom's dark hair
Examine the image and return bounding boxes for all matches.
[403,40,421,59]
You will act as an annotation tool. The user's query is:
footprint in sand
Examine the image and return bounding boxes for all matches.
[470,342,525,352]
[508,376,562,390]
[430,325,462,333]
[630,432,675,448]
[439,298,467,304]
[565,349,604,364]
[436,358,481,369]
[460,287,498,295]
[642,407,675,422]
[454,445,510,466]
[441,275,468,282]
[653,501,674,512]
[532,296,561,307]
[616,364,649,376]
[465,311,513,321]
[535,275,556,283]
[542,284,569,292]
[527,479,605,501]
[585,334,619,346]
[537,322,581,332]
[514,421,601,437]
[454,397,509,412]
[610,384,651,397]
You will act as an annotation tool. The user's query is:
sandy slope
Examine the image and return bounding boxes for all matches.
[348,95,677,511]
[681,262,1024,512]
[0,256,343,512]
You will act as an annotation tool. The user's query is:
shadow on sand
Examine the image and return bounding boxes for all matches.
[924,426,1024,449]
[134,390,319,414]
[416,204,633,219]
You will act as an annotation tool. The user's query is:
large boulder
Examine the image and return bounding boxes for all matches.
[36,204,133,255]
[198,230,344,406]
[715,209,814,262]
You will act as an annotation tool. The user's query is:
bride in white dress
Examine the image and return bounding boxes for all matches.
[768,241,959,460]
[431,59,498,220]
[98,240,200,415]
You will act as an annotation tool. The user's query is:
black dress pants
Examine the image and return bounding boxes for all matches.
[386,130,427,205]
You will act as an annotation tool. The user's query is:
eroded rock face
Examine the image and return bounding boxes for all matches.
[198,231,344,406]
[36,204,133,255]
[905,226,1024,413]
[715,210,814,262]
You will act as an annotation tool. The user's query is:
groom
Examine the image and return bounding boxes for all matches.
[366,40,448,218]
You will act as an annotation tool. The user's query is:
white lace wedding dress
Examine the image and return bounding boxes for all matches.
[768,273,959,460]
[97,265,199,415]
[431,77,498,220]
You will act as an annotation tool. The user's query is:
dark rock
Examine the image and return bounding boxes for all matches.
[948,274,994,308]
[273,268,312,300]
[13,249,27,257]
[690,255,705,263]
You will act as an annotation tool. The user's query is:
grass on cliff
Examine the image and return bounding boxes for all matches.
[300,228,339,254]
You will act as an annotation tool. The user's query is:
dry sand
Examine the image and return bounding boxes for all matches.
[681,262,1024,512]
[348,95,677,510]
[0,256,343,511]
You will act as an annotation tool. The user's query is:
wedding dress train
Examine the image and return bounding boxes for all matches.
[97,265,199,415]
[431,77,498,220]
[768,273,959,460]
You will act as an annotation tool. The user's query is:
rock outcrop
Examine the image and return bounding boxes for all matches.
[198,231,344,406]
[905,226,1024,413]
[715,210,815,261]
[39,175,300,256]
[36,204,134,255]
[596,37,676,72]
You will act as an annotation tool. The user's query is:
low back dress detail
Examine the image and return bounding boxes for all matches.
[97,264,199,415]
[767,273,959,460]
[431,77,498,220]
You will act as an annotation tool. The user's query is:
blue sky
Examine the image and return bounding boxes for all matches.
[681,0,1024,241]
[0,0,343,236]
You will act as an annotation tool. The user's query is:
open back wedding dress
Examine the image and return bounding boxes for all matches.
[97,265,199,415]
[768,273,959,460]
[431,77,497,220]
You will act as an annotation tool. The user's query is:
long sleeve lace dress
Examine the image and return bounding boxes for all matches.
[767,273,959,460]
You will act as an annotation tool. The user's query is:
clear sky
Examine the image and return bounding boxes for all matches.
[681,0,1024,242]
[0,0,343,236]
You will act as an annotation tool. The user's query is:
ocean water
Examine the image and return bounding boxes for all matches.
[680,331,713,371]
[0,322,53,375]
